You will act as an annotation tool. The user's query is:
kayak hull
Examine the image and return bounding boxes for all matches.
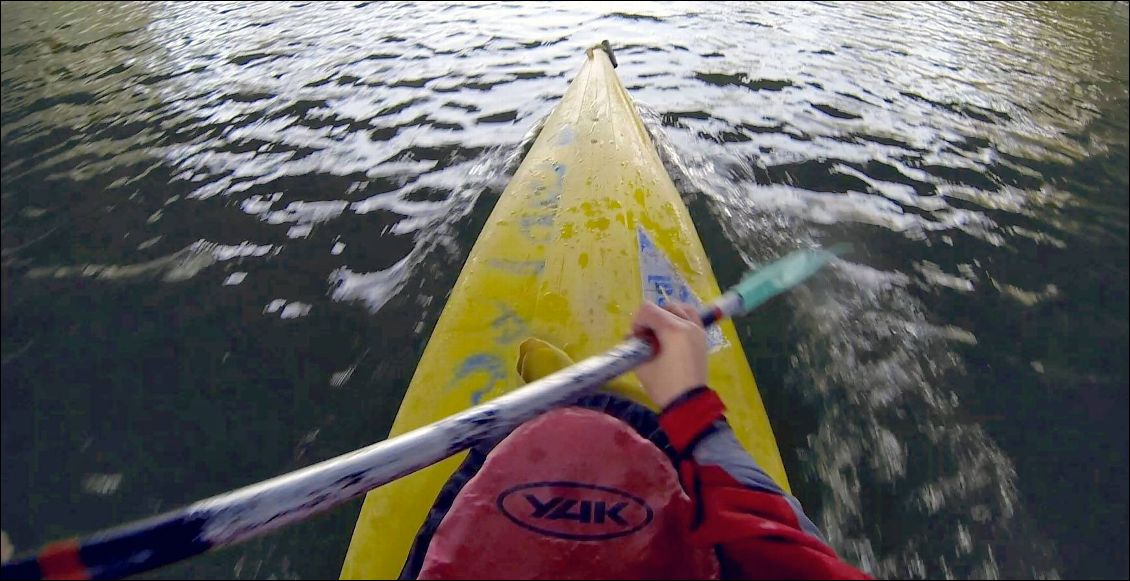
[341,48,787,579]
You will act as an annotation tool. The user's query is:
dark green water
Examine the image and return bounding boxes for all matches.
[2,2,1127,579]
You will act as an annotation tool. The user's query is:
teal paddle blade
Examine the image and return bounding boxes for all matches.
[732,244,848,315]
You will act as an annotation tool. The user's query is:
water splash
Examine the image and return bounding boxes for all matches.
[329,114,544,314]
[642,101,1062,578]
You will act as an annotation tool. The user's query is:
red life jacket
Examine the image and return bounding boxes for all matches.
[417,406,720,580]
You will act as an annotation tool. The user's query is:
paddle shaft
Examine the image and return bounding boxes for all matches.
[1,246,837,580]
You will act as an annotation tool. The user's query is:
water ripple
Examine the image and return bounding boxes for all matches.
[2,1,1126,579]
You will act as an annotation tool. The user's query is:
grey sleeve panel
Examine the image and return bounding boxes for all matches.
[691,422,827,543]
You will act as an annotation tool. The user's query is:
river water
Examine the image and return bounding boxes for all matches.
[2,2,1127,579]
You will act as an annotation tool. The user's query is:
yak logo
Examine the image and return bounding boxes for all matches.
[496,481,654,540]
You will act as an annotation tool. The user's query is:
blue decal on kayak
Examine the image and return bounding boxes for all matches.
[637,226,726,350]
[521,162,565,239]
[521,214,555,228]
[549,163,566,207]
[491,303,530,343]
[647,275,675,305]
[557,126,575,146]
[531,185,559,209]
[487,258,545,275]
[449,354,507,404]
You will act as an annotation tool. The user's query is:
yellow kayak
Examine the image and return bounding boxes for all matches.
[341,44,788,579]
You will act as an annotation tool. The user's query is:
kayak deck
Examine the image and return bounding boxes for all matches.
[341,47,787,579]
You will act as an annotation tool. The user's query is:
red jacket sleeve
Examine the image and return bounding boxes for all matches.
[659,388,871,580]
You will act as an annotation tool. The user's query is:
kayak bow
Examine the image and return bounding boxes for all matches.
[342,43,796,578]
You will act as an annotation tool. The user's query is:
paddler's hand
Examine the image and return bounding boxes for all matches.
[631,302,708,409]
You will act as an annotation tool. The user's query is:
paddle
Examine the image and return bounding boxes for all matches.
[0,245,844,580]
